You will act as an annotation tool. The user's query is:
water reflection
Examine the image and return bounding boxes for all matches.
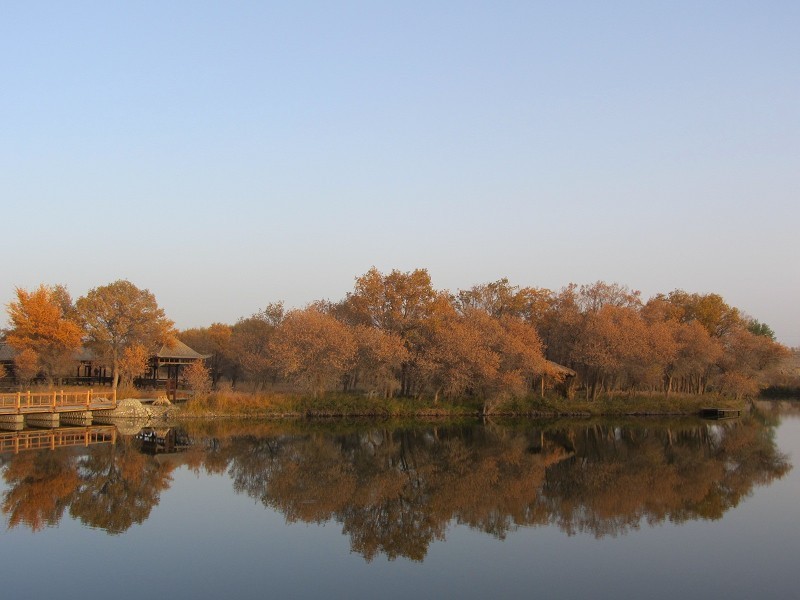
[1,432,173,534]
[1,415,791,560]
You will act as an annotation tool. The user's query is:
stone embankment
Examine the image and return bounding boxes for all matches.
[94,398,178,420]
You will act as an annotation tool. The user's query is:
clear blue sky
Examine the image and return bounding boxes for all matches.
[2,1,798,345]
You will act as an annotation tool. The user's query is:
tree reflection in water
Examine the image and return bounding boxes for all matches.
[69,436,174,534]
[1,435,174,535]
[0,416,790,559]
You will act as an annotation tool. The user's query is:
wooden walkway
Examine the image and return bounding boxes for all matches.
[0,390,116,415]
[700,407,742,419]
[0,426,117,454]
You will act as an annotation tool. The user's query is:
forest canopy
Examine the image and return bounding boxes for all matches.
[2,269,790,401]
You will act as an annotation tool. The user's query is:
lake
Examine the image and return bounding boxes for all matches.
[1,402,798,599]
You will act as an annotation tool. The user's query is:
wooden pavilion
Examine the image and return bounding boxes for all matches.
[0,340,208,388]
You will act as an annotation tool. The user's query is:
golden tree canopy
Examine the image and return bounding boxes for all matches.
[6,284,83,381]
[76,280,174,388]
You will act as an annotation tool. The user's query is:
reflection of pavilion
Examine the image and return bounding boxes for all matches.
[135,428,191,455]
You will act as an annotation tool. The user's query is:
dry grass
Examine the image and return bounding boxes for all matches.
[178,389,745,418]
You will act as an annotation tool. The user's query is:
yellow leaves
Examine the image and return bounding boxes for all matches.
[119,343,150,386]
[6,285,83,381]
[76,280,175,353]
[75,280,175,388]
[183,360,212,396]
[420,308,547,400]
[348,267,436,334]
[14,348,40,384]
[7,285,83,351]
[269,307,357,397]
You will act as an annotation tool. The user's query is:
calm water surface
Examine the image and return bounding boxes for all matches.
[1,402,798,599]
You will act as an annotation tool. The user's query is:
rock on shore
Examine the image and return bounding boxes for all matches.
[94,398,177,420]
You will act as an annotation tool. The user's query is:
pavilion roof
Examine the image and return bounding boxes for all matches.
[155,339,210,360]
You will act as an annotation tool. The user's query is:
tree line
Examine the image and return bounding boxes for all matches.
[2,268,789,400]
[2,281,173,390]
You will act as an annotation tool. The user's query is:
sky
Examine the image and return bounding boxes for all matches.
[2,1,798,346]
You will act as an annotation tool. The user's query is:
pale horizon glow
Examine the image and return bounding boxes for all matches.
[2,2,798,346]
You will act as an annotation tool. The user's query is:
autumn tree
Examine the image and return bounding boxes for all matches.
[419,308,499,402]
[13,348,40,387]
[230,303,284,389]
[351,325,408,398]
[76,280,175,390]
[5,285,83,384]
[180,323,234,386]
[457,278,525,318]
[183,360,212,397]
[269,307,356,398]
[716,328,789,398]
[118,343,149,388]
[456,278,554,325]
[657,290,742,338]
[346,268,437,396]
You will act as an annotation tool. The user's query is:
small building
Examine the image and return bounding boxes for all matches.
[0,343,15,385]
[143,339,210,387]
[0,340,207,388]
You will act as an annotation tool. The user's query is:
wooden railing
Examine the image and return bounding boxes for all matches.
[0,426,117,454]
[0,390,117,415]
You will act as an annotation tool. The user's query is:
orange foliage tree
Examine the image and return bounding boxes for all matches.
[180,323,235,386]
[183,359,212,397]
[229,303,284,389]
[6,285,83,384]
[269,307,357,398]
[118,343,150,388]
[76,280,174,390]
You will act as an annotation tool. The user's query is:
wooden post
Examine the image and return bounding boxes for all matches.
[27,391,31,410]
[86,389,91,409]
[52,391,57,410]
[16,392,21,414]
[112,388,117,406]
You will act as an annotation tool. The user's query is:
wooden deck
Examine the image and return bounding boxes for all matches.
[700,407,742,420]
[0,425,117,454]
[0,390,117,415]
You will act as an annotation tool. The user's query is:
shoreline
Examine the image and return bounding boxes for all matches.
[98,393,751,422]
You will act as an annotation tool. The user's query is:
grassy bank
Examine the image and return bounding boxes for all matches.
[178,389,746,419]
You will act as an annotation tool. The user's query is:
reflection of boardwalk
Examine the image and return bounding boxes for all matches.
[0,426,117,454]
[0,390,116,414]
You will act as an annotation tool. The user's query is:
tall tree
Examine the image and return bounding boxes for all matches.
[351,325,408,398]
[5,285,83,384]
[269,307,357,398]
[76,280,174,390]
[118,343,149,388]
[180,322,235,386]
[347,267,437,395]
[229,304,284,389]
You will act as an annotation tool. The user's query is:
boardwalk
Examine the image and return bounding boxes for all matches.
[0,390,116,415]
[0,425,117,454]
